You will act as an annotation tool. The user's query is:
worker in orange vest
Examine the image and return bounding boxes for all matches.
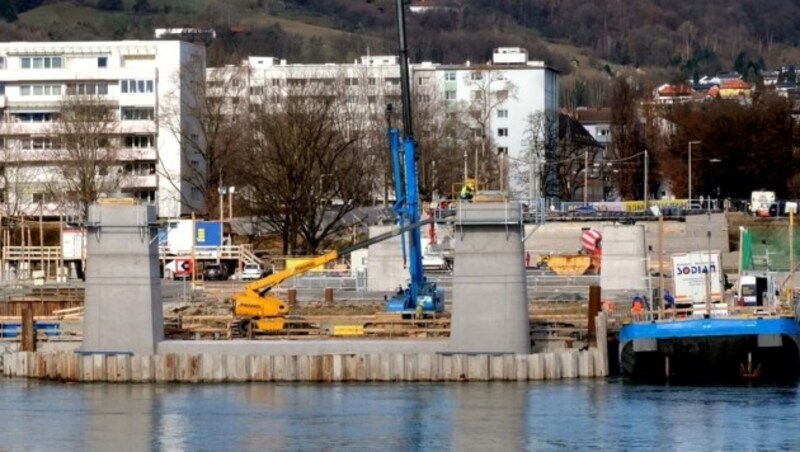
[631,293,645,321]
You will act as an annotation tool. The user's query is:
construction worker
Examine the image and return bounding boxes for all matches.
[631,293,645,321]
[414,302,424,321]
[460,179,475,201]
[663,289,676,319]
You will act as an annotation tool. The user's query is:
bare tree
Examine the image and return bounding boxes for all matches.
[409,82,474,200]
[243,73,373,254]
[161,56,248,216]
[517,110,559,200]
[0,138,45,218]
[609,76,645,200]
[462,68,518,190]
[48,94,121,222]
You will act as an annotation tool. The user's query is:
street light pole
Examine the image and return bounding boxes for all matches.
[644,149,649,211]
[688,140,701,207]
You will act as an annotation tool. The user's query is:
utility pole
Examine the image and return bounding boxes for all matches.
[643,149,649,211]
[583,150,589,206]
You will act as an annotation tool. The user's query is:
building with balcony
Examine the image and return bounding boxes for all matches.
[412,47,560,199]
[208,47,559,200]
[0,40,206,218]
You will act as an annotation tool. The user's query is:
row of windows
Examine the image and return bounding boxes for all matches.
[120,107,154,121]
[66,83,109,96]
[17,56,108,70]
[15,113,58,123]
[21,56,62,69]
[470,128,511,138]
[20,84,62,96]
[8,135,155,150]
[120,80,155,94]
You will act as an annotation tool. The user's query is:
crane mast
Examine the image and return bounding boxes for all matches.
[385,0,444,315]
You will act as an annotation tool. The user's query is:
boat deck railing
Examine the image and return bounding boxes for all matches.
[619,304,795,325]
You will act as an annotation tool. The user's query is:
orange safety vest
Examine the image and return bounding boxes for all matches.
[631,300,644,314]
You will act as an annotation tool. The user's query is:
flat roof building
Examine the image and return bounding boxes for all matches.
[0,40,206,219]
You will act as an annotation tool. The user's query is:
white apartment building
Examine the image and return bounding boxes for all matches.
[208,55,402,118]
[0,40,206,219]
[412,47,560,199]
[208,47,559,200]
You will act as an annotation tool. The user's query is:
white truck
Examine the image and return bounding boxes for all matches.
[750,190,776,216]
[671,251,725,315]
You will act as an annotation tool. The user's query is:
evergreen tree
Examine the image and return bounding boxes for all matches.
[97,0,123,11]
[133,0,149,14]
[0,0,16,22]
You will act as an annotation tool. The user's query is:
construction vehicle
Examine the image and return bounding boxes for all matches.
[232,220,436,333]
[381,2,445,316]
[536,228,602,276]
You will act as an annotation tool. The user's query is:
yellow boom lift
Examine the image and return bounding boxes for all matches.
[232,218,435,333]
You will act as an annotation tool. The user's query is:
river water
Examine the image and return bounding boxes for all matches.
[2,378,799,451]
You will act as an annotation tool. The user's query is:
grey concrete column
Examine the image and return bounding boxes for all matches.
[449,202,530,354]
[82,201,162,355]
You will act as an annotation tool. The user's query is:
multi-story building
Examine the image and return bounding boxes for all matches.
[208,47,559,200]
[0,40,206,219]
[412,47,560,199]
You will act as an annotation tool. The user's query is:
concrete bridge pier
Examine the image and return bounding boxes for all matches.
[81,200,163,356]
[448,202,530,354]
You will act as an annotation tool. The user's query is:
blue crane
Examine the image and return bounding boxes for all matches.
[384,0,444,315]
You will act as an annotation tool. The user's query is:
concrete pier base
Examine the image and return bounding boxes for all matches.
[449,202,530,354]
[82,201,162,355]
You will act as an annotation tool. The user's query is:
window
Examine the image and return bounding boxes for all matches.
[417,76,430,85]
[0,57,5,69]
[120,107,155,121]
[249,86,264,95]
[368,77,376,86]
[0,82,6,95]
[497,128,508,137]
[32,193,53,204]
[445,72,456,81]
[599,128,610,136]
[367,95,377,104]
[470,72,483,81]
[271,78,281,86]
[16,113,57,122]
[471,90,483,101]
[120,79,155,93]
[98,57,107,68]
[346,95,358,104]
[497,147,508,155]
[445,90,456,101]
[20,84,61,96]
[66,83,106,95]
[386,77,400,86]
[345,78,359,86]
[21,56,62,69]
[497,109,508,118]
[496,90,508,100]
[124,135,154,148]
[21,137,56,150]
[417,94,430,103]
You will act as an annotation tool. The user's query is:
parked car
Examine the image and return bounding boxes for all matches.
[202,263,229,281]
[240,263,273,281]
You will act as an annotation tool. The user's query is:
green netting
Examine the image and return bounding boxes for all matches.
[744,225,800,271]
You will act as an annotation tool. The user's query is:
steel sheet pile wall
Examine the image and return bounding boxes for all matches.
[2,349,608,382]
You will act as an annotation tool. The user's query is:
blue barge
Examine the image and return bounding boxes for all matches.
[619,316,800,382]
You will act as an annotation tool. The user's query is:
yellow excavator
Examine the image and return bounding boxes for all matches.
[232,218,435,333]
